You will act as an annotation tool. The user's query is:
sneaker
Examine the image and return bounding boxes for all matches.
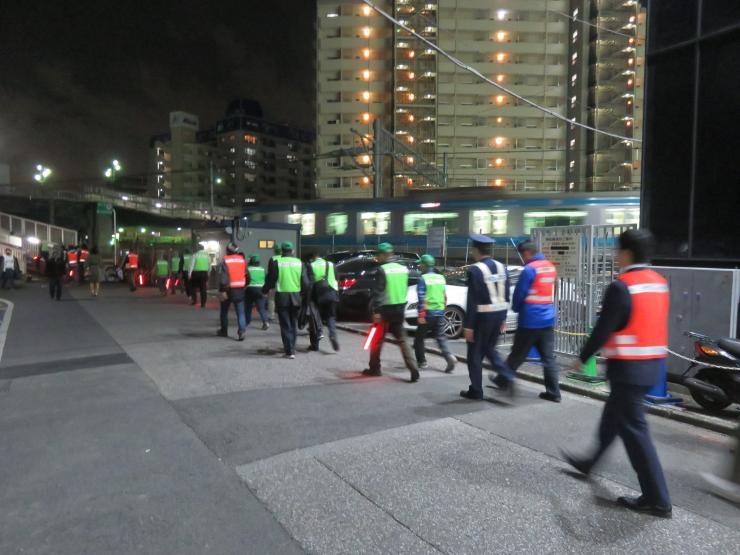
[330,337,340,351]
[445,355,457,373]
[237,332,245,341]
[283,353,295,359]
[262,322,270,331]
[308,345,319,352]
[418,361,429,369]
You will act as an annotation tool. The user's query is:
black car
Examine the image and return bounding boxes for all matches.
[336,256,421,320]
[325,250,420,265]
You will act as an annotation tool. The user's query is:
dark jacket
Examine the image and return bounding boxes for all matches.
[0,255,20,275]
[464,257,510,328]
[579,265,663,386]
[46,256,66,278]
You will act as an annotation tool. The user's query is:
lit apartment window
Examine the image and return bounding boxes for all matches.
[362,48,371,59]
[362,5,371,16]
[496,53,506,63]
[571,74,577,85]
[572,8,579,18]
[362,26,371,38]
[569,160,575,169]
[572,30,578,43]
[571,53,578,65]
[496,74,505,83]
[495,31,506,42]
[471,210,508,235]
[496,9,507,21]
[570,139,576,148]
[494,136,504,146]
[244,134,257,144]
[570,95,577,107]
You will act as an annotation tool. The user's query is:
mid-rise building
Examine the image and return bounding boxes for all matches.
[316,1,644,198]
[149,100,315,205]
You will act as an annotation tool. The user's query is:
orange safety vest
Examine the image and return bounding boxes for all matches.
[524,259,556,304]
[224,254,246,288]
[67,251,78,266]
[602,268,669,360]
[127,253,139,269]
[80,249,89,263]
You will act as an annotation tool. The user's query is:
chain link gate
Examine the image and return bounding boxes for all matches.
[531,224,637,355]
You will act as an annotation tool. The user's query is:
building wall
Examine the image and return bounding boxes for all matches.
[0,163,10,185]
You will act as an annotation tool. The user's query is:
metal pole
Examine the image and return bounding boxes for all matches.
[442,152,448,187]
[112,208,117,267]
[443,225,447,270]
[372,118,382,198]
[209,161,215,217]
[464,238,469,266]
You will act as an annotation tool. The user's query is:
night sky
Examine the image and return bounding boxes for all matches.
[0,0,316,184]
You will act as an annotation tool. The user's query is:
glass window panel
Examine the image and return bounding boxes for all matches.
[471,210,508,235]
[403,212,460,236]
[287,213,315,236]
[326,212,348,235]
[604,208,640,225]
[523,211,587,234]
[360,212,390,235]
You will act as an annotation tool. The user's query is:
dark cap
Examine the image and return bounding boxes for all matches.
[469,234,495,245]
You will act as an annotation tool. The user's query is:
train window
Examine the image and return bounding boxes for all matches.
[403,212,460,235]
[287,213,316,236]
[471,210,508,235]
[360,212,390,235]
[326,212,348,235]
[523,210,587,233]
[604,208,639,225]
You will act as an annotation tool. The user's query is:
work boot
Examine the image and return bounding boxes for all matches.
[410,369,420,383]
[460,389,483,400]
[559,449,592,477]
[237,332,245,341]
[539,392,561,403]
[445,354,457,373]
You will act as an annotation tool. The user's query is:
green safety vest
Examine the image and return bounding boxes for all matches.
[193,250,209,271]
[277,256,302,293]
[421,272,446,311]
[311,258,338,291]
[248,265,266,287]
[381,262,409,306]
[155,259,169,277]
[170,257,180,273]
[183,254,192,272]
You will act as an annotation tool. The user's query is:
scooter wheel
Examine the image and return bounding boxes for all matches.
[690,389,732,411]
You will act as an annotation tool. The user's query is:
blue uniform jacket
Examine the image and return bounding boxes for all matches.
[511,253,556,329]
[417,269,445,318]
[464,257,510,328]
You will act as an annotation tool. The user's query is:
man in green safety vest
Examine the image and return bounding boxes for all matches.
[414,254,456,373]
[169,250,182,295]
[182,249,192,297]
[155,254,169,296]
[263,241,307,358]
[245,253,269,330]
[308,252,340,352]
[364,242,419,382]
[189,244,210,308]
[266,243,282,321]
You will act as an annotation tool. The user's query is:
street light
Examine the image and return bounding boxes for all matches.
[104,159,123,182]
[33,164,53,183]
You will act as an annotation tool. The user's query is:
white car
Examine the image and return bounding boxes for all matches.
[404,266,522,339]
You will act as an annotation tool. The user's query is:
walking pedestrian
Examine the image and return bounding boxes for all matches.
[308,252,340,352]
[87,246,102,297]
[245,254,269,330]
[66,245,78,282]
[263,241,306,359]
[217,243,247,341]
[414,254,456,372]
[267,243,282,321]
[155,254,169,295]
[170,251,181,294]
[189,245,210,307]
[78,244,89,283]
[123,250,139,291]
[494,240,561,402]
[460,235,510,400]
[363,243,419,382]
[561,229,672,518]
[0,247,19,289]
[46,246,65,300]
[182,248,192,297]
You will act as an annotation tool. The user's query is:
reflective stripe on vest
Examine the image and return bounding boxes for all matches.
[248,266,265,287]
[277,257,302,293]
[421,272,446,311]
[224,254,246,288]
[194,251,210,271]
[155,259,169,277]
[602,269,669,360]
[382,262,409,305]
[474,260,508,312]
[312,258,338,291]
[127,253,138,269]
[524,259,556,304]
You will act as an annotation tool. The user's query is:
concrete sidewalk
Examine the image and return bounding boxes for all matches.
[1,283,738,554]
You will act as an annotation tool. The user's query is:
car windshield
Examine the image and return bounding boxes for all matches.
[442,264,522,287]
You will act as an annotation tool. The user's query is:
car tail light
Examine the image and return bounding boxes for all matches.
[339,278,357,289]
[695,343,719,357]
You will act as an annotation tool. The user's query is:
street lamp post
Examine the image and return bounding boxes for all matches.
[104,159,123,182]
[33,164,52,183]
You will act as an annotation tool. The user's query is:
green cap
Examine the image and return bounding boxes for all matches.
[248,253,260,263]
[273,244,281,253]
[281,241,294,251]
[420,254,435,266]
[377,242,393,253]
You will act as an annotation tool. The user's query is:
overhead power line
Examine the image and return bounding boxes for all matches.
[361,0,641,144]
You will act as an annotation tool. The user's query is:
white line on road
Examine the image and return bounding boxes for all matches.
[0,299,14,364]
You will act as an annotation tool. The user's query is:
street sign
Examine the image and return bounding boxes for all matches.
[96,202,113,215]
[426,226,446,257]
[540,233,580,279]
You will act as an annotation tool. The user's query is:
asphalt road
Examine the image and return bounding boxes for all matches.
[0,283,738,554]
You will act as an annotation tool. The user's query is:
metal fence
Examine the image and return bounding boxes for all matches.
[531,224,636,355]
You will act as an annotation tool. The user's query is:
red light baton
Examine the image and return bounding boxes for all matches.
[138,273,144,286]
[363,324,379,350]
[165,277,171,290]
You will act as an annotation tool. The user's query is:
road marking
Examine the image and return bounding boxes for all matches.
[0,299,14,365]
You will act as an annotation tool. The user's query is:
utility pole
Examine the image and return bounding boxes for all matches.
[372,118,382,198]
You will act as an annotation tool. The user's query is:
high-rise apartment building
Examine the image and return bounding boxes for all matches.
[150,100,315,206]
[316,1,644,198]
[566,0,645,192]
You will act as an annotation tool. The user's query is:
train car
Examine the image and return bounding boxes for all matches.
[244,189,639,260]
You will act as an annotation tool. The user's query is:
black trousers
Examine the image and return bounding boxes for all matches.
[190,271,208,307]
[309,300,338,348]
[277,306,299,355]
[368,309,417,374]
[466,312,507,396]
[413,314,451,364]
[505,327,560,398]
[587,381,671,508]
[49,277,62,300]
